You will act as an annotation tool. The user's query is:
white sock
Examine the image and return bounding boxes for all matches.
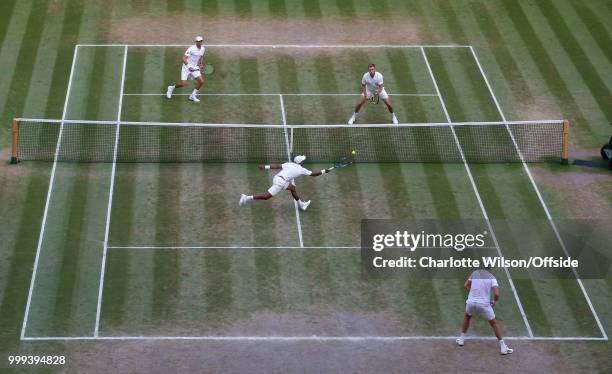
[246,195,253,201]
[499,339,506,347]
[460,332,465,338]
[192,89,199,96]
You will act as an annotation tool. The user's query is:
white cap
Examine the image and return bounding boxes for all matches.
[294,155,306,164]
[194,35,204,42]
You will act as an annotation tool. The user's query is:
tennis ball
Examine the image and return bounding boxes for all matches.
[351,150,356,155]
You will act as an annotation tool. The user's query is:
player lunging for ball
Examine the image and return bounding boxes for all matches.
[239,155,330,211]
[166,36,206,103]
[456,267,514,355]
[348,63,399,125]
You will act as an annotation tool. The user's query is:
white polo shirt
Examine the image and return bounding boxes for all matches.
[276,162,312,180]
[184,45,205,67]
[362,71,384,92]
[467,270,498,304]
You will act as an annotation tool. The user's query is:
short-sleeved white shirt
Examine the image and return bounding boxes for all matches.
[467,270,498,304]
[362,72,384,92]
[276,162,312,180]
[184,45,205,67]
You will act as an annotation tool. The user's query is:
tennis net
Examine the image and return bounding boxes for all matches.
[11,118,569,164]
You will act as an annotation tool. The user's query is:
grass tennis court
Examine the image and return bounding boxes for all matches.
[1,1,611,372]
[19,44,603,339]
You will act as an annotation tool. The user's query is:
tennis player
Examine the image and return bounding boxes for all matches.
[166,36,206,102]
[348,63,399,125]
[456,267,514,355]
[239,155,330,211]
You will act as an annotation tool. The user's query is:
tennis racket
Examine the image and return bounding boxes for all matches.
[203,63,214,75]
[369,90,380,104]
[327,155,355,171]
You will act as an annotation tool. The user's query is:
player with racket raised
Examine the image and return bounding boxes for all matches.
[239,154,354,210]
[166,36,206,102]
[348,63,399,125]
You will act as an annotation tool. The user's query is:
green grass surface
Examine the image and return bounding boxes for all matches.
[1,0,611,372]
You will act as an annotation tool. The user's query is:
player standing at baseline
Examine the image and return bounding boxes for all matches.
[166,36,206,102]
[239,155,330,211]
[456,267,514,355]
[348,63,399,125]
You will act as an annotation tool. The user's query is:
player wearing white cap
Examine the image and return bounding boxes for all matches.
[166,36,206,102]
[456,268,514,355]
[348,63,399,125]
[239,155,331,211]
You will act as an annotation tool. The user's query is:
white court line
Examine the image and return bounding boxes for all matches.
[468,46,608,340]
[106,246,497,250]
[122,93,438,97]
[94,45,128,337]
[420,47,534,338]
[108,246,359,249]
[279,94,305,248]
[20,45,80,340]
[20,335,607,342]
[77,43,472,48]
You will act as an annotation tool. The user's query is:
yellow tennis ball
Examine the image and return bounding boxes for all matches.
[351,150,356,155]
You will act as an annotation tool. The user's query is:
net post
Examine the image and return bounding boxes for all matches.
[561,119,569,165]
[10,118,19,164]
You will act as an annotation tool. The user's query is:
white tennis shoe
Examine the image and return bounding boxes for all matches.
[500,345,513,355]
[348,114,357,125]
[298,200,311,211]
[188,95,200,103]
[166,85,174,99]
[456,336,465,346]
[239,194,248,206]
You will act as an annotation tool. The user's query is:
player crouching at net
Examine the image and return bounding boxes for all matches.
[239,155,330,211]
[166,36,206,102]
[348,63,399,125]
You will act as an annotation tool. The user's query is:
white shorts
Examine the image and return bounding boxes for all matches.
[267,176,291,196]
[363,88,389,100]
[181,64,202,81]
[466,301,495,321]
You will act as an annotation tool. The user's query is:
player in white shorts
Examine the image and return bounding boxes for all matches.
[456,268,513,355]
[238,155,330,211]
[166,36,206,102]
[348,63,399,125]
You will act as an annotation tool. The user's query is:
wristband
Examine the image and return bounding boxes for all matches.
[265,165,271,170]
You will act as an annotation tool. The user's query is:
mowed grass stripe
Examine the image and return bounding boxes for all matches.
[21,1,67,118]
[554,1,612,87]
[0,0,16,49]
[536,0,611,118]
[2,0,49,126]
[0,0,34,133]
[500,1,598,145]
[302,0,323,18]
[0,164,50,345]
[467,2,534,105]
[151,47,180,321]
[571,1,612,67]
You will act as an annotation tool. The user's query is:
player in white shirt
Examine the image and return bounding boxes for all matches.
[348,63,399,125]
[239,155,330,211]
[166,36,206,102]
[456,268,514,355]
